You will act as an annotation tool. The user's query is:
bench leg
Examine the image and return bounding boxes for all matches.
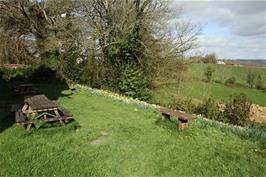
[26,123,32,131]
[162,113,170,120]
[59,119,66,127]
[178,119,188,130]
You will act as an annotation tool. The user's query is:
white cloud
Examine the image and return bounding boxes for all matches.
[171,0,266,59]
[197,35,265,59]
[173,1,265,36]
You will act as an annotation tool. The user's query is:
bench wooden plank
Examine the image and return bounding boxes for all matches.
[15,110,26,123]
[21,116,74,125]
[156,107,195,120]
[58,106,73,117]
[11,104,21,112]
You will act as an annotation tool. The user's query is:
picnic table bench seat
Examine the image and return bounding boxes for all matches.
[15,110,26,123]
[156,106,196,130]
[11,104,21,112]
[58,106,73,118]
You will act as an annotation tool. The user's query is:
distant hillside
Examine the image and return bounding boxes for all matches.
[151,63,266,106]
[224,59,266,67]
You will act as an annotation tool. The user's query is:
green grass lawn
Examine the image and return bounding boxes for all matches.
[0,81,266,177]
[151,63,266,106]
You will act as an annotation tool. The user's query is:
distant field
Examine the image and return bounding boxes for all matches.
[188,63,266,85]
[151,63,266,106]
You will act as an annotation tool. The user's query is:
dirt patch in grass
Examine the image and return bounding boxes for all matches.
[250,104,266,123]
[90,131,108,145]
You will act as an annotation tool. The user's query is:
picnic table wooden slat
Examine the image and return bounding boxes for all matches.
[24,95,58,110]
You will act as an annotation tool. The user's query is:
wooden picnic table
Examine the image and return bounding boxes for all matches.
[15,94,73,130]
[13,83,39,95]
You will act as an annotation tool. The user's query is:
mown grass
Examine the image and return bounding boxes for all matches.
[151,63,266,106]
[0,81,266,177]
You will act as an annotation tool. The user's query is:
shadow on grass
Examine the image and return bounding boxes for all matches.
[0,112,14,133]
[155,117,179,132]
[32,119,81,131]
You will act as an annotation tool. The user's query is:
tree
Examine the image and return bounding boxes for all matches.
[118,64,150,100]
[0,0,82,64]
[1,0,200,96]
[202,53,217,64]
[246,70,256,88]
[80,0,200,89]
[204,66,215,82]
[256,74,265,91]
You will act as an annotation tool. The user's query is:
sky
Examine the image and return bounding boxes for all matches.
[171,0,266,60]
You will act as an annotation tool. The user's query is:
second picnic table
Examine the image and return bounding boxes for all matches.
[13,83,39,95]
[16,94,73,130]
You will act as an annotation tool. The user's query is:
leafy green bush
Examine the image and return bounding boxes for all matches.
[0,66,33,81]
[196,98,223,121]
[60,52,82,83]
[225,76,236,87]
[118,64,150,101]
[247,71,256,88]
[214,80,223,84]
[256,74,265,91]
[170,98,196,113]
[204,66,215,82]
[224,93,251,126]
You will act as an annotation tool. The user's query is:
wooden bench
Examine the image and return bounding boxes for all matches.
[156,106,196,130]
[58,106,73,118]
[11,104,21,112]
[15,110,26,123]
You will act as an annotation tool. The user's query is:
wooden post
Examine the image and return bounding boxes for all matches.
[59,119,65,127]
[26,123,32,131]
[54,110,60,117]
[178,119,188,130]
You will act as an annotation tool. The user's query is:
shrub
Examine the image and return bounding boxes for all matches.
[118,64,150,101]
[214,80,223,84]
[256,74,265,91]
[195,98,223,121]
[246,71,256,88]
[0,66,33,81]
[60,52,82,83]
[224,93,251,126]
[170,98,196,113]
[204,66,215,82]
[225,76,236,87]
